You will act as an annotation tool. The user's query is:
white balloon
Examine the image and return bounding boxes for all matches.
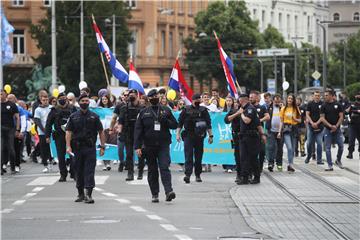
[58,85,66,93]
[79,81,88,90]
[282,81,290,91]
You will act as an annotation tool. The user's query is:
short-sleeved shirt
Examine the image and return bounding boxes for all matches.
[307,100,323,123]
[280,106,300,125]
[1,101,19,129]
[34,105,52,135]
[254,103,268,120]
[239,103,260,134]
[299,104,307,128]
[320,101,343,129]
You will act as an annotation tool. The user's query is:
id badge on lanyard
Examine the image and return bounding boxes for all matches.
[154,121,161,131]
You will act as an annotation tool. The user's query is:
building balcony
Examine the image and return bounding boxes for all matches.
[9,54,35,67]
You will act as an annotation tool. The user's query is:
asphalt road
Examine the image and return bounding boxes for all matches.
[1,161,265,240]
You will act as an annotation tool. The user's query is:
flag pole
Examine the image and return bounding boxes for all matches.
[213,30,242,95]
[91,14,110,88]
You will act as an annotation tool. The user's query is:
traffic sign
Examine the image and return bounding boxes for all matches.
[267,78,276,94]
[311,71,321,80]
[257,48,289,57]
[313,79,321,87]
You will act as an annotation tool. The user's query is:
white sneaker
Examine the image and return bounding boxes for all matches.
[102,166,107,171]
[227,169,233,173]
[113,160,118,165]
[15,166,20,173]
[42,167,49,173]
[2,164,7,170]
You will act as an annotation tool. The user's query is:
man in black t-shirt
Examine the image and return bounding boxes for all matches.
[305,91,324,164]
[320,90,344,171]
[295,97,307,157]
[1,90,20,175]
[346,92,360,159]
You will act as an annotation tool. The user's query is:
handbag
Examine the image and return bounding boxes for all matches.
[283,124,293,134]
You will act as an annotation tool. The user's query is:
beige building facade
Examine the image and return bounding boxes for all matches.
[328,0,360,47]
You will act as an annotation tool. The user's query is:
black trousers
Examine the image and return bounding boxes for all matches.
[232,137,241,175]
[240,136,260,179]
[138,149,146,172]
[145,145,173,196]
[54,133,68,177]
[14,137,23,167]
[125,137,135,174]
[348,124,360,153]
[25,132,32,156]
[1,127,16,171]
[258,141,266,172]
[184,135,204,177]
[74,147,96,189]
[39,135,51,167]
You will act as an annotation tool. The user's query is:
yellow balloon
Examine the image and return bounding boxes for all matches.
[167,89,176,101]
[52,88,59,98]
[30,124,37,135]
[4,84,11,94]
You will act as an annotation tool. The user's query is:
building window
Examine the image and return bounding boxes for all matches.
[169,32,173,57]
[179,32,184,49]
[287,14,290,39]
[253,9,257,19]
[333,13,340,21]
[179,0,183,13]
[261,10,266,29]
[128,30,137,57]
[13,30,25,54]
[126,0,136,9]
[43,0,50,7]
[12,0,24,6]
[198,0,203,11]
[189,0,192,15]
[294,15,298,35]
[354,12,360,21]
[160,31,165,57]
[278,13,282,31]
[270,11,274,26]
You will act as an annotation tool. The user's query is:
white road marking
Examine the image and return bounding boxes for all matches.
[160,224,178,232]
[12,200,26,206]
[27,176,59,186]
[189,227,203,230]
[82,219,121,224]
[24,193,37,198]
[115,198,131,204]
[130,206,147,212]
[95,176,109,185]
[1,208,14,214]
[94,187,104,192]
[146,214,163,221]
[102,192,118,197]
[174,234,193,240]
[32,187,44,192]
[56,219,70,222]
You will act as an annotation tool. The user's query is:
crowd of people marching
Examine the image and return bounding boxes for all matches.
[1,86,359,180]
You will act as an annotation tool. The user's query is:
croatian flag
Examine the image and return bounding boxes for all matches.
[168,59,193,105]
[1,8,15,65]
[92,17,128,83]
[128,60,145,94]
[214,31,238,99]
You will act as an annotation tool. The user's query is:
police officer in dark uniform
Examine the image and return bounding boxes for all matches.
[177,93,213,184]
[45,92,77,182]
[224,99,241,183]
[134,89,177,203]
[66,93,105,204]
[347,92,360,159]
[237,94,266,185]
[118,89,142,181]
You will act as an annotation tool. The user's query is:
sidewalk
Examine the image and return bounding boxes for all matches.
[230,144,360,240]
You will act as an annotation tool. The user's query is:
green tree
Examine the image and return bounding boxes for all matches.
[328,30,360,88]
[262,25,292,49]
[30,1,132,95]
[345,82,360,101]
[184,1,265,92]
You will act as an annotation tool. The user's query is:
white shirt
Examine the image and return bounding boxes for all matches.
[34,105,51,135]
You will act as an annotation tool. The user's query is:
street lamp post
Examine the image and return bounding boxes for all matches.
[317,20,331,91]
[343,40,346,89]
[51,0,57,90]
[257,59,264,92]
[80,0,84,82]
[292,36,303,95]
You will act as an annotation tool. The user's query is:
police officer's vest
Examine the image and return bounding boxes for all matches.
[184,106,207,137]
[123,103,140,135]
[53,106,75,134]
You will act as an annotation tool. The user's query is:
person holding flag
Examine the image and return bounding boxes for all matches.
[168,51,193,105]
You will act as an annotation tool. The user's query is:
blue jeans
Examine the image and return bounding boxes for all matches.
[283,132,295,165]
[324,128,344,167]
[306,126,324,163]
[117,139,125,164]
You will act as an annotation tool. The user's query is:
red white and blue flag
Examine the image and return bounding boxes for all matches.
[128,60,145,94]
[214,31,238,99]
[168,58,193,105]
[92,17,129,83]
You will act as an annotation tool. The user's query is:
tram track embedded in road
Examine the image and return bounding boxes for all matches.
[295,164,360,203]
[264,172,354,240]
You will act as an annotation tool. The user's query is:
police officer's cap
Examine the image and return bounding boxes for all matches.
[78,93,89,101]
[192,93,201,100]
[147,89,158,98]
[128,89,138,95]
[238,93,249,98]
[58,92,66,98]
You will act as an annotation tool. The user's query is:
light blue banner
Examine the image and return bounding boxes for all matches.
[50,108,236,165]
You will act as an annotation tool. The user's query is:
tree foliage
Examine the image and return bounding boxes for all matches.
[30,1,132,95]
